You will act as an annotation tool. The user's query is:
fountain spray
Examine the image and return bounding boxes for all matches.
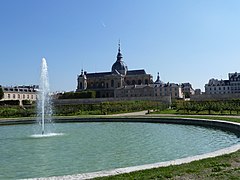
[38,58,52,135]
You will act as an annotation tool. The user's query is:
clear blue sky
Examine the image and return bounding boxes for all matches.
[1,0,240,92]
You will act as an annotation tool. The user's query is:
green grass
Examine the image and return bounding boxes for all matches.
[94,148,240,180]
[157,115,240,123]
[0,109,239,179]
[93,115,240,180]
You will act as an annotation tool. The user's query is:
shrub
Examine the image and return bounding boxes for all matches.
[0,100,20,106]
[58,91,96,99]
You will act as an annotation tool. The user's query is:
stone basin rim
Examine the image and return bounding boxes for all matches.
[2,117,239,180]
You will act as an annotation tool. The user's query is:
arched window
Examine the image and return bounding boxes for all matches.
[111,80,114,87]
[132,80,136,85]
[126,80,130,85]
[138,80,142,85]
[145,79,148,84]
[101,82,105,88]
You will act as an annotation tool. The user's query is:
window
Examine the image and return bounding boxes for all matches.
[13,94,16,99]
[23,95,25,99]
[145,79,148,84]
[8,94,11,99]
[18,94,20,99]
[138,80,142,85]
[111,80,114,87]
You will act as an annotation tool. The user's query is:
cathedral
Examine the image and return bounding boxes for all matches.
[76,43,153,98]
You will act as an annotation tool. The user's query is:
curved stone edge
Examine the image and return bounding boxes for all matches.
[22,117,240,180]
[26,144,240,180]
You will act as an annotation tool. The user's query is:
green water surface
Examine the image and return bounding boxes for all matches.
[0,122,239,179]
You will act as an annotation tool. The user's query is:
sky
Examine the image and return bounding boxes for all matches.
[1,0,240,92]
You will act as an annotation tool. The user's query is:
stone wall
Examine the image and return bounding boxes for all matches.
[53,96,171,105]
[191,93,240,101]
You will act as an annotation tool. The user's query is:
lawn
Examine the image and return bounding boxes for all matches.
[95,115,240,180]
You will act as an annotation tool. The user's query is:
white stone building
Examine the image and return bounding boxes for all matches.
[204,72,240,95]
[115,73,183,99]
[1,85,39,105]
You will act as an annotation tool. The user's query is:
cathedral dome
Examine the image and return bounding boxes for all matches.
[111,43,128,75]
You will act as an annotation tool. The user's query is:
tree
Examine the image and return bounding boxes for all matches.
[0,87,3,100]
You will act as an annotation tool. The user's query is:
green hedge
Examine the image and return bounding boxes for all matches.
[0,106,35,118]
[0,100,20,106]
[0,100,168,117]
[175,99,240,115]
[58,91,96,99]
[54,101,167,116]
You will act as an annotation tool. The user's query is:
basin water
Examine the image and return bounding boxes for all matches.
[0,121,239,179]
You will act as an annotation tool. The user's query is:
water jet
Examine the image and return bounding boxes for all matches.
[37,58,52,135]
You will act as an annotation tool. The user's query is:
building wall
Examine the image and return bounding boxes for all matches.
[191,93,240,101]
[115,83,183,99]
[77,72,153,98]
[154,84,183,99]
[1,86,38,105]
[205,73,240,95]
[115,85,154,98]
[124,74,152,86]
[205,85,231,95]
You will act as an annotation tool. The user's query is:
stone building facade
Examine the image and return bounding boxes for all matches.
[115,84,154,98]
[76,43,153,98]
[181,83,195,97]
[1,85,38,105]
[204,72,240,95]
[76,43,185,99]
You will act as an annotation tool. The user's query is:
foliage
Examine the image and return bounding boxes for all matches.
[0,100,20,106]
[0,106,35,118]
[22,100,32,105]
[175,99,240,115]
[54,101,167,116]
[0,100,167,118]
[95,150,240,180]
[58,91,96,99]
[0,87,3,100]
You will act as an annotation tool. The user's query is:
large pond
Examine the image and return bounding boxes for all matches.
[0,121,239,179]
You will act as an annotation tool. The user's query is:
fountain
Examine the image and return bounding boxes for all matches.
[37,58,52,135]
[0,59,239,179]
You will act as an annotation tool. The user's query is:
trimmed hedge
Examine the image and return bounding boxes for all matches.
[54,101,167,116]
[58,91,96,99]
[175,99,240,115]
[0,100,20,106]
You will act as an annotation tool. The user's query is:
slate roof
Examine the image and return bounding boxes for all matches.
[86,72,113,78]
[126,69,146,75]
[84,69,147,78]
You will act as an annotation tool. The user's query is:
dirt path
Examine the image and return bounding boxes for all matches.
[106,110,148,117]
